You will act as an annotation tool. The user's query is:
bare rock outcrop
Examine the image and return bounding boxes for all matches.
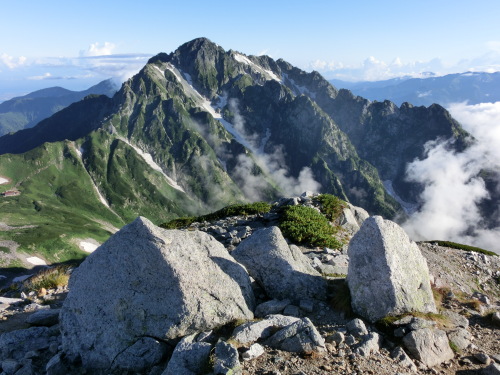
[232,226,327,301]
[60,217,254,371]
[347,216,436,322]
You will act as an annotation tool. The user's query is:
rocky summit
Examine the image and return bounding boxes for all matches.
[0,193,499,374]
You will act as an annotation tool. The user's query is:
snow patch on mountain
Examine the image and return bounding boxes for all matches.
[73,144,110,208]
[26,256,47,266]
[118,136,186,193]
[283,74,317,99]
[234,53,282,83]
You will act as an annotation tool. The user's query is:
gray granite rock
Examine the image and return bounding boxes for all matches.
[347,216,436,322]
[232,227,327,301]
[213,340,242,375]
[355,332,382,357]
[447,328,471,351]
[162,334,212,375]
[346,318,369,338]
[112,337,167,371]
[254,299,291,318]
[60,217,254,370]
[232,314,300,345]
[0,327,50,361]
[265,317,325,353]
[26,309,60,327]
[391,346,417,372]
[403,328,454,368]
[242,343,265,361]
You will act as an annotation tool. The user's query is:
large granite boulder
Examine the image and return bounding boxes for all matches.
[60,217,255,371]
[232,226,327,301]
[347,216,436,322]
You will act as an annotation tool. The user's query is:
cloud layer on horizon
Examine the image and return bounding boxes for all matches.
[310,42,500,81]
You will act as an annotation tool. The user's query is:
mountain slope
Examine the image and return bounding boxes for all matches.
[0,79,118,136]
[0,38,475,265]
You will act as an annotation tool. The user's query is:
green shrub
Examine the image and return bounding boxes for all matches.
[161,216,196,229]
[316,194,347,223]
[278,205,343,248]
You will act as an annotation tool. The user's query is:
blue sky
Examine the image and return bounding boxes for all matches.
[1,0,500,100]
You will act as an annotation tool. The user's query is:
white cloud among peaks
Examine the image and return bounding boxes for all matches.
[80,42,116,57]
[402,101,500,254]
[0,53,27,69]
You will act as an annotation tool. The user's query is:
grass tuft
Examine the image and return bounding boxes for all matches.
[23,265,71,292]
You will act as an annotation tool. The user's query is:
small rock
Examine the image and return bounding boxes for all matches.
[345,335,357,346]
[265,317,325,353]
[326,331,344,345]
[391,346,417,372]
[442,310,469,329]
[355,332,381,357]
[242,343,265,361]
[254,299,291,318]
[283,304,301,317]
[402,328,454,368]
[213,340,241,375]
[45,353,69,375]
[1,359,20,375]
[231,314,300,345]
[299,299,314,313]
[346,318,368,337]
[447,328,471,351]
[163,333,212,375]
[26,309,60,327]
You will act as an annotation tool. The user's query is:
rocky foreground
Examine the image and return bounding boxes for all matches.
[0,193,499,375]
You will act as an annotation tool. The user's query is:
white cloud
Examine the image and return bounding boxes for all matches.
[0,53,27,69]
[402,101,500,254]
[27,72,53,80]
[80,42,116,57]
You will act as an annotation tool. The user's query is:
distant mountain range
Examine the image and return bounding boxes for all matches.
[0,38,493,266]
[0,79,119,136]
[330,71,500,107]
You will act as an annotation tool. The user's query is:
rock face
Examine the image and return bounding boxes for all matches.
[232,226,327,301]
[60,217,254,370]
[347,216,436,322]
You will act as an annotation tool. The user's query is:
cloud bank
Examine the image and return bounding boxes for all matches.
[403,101,500,253]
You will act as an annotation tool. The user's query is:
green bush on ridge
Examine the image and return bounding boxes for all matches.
[278,205,343,249]
[161,202,272,229]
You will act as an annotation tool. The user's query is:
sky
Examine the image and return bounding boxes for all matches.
[1,0,500,100]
